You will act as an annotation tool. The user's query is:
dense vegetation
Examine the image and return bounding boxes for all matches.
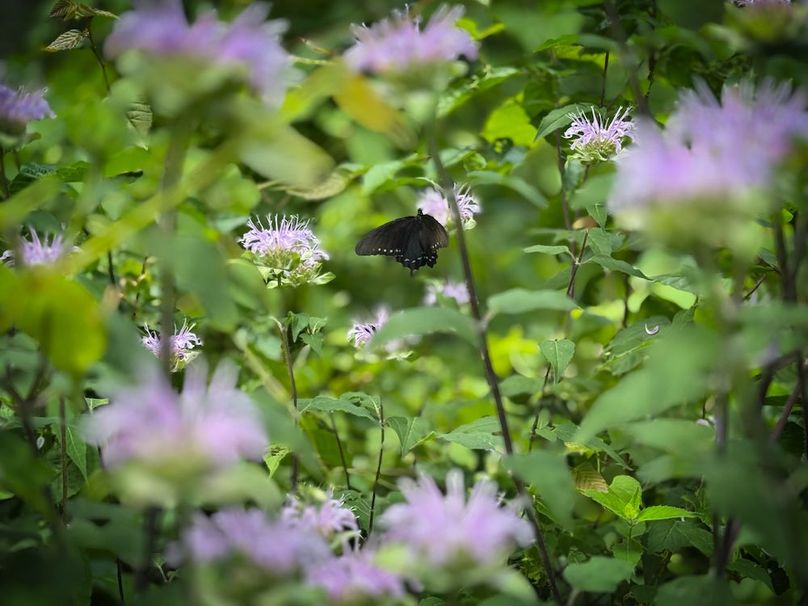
[0,0,807,604]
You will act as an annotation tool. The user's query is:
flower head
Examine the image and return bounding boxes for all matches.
[416,185,480,229]
[0,84,54,136]
[105,0,295,106]
[281,493,359,543]
[141,321,202,372]
[380,470,533,574]
[347,307,390,349]
[171,508,330,574]
[345,5,478,75]
[1,228,71,267]
[82,362,267,471]
[424,280,470,306]
[563,106,634,162]
[239,215,330,288]
[608,80,808,216]
[306,549,405,603]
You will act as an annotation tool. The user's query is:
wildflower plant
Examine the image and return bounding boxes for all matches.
[1,228,71,267]
[416,185,481,229]
[563,106,634,162]
[239,214,333,288]
[0,82,54,140]
[141,320,202,372]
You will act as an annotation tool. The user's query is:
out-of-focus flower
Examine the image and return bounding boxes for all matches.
[380,470,533,575]
[608,80,808,241]
[416,185,480,229]
[563,107,634,162]
[0,83,54,136]
[306,548,405,603]
[345,5,478,75]
[82,362,267,471]
[239,214,331,288]
[1,228,71,267]
[105,0,295,106]
[733,0,792,6]
[424,280,470,306]
[281,493,359,543]
[347,307,389,349]
[170,508,330,574]
[141,320,203,372]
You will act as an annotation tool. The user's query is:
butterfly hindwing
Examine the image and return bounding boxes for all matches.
[355,210,449,273]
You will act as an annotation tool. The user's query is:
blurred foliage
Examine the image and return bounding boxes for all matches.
[0,0,807,605]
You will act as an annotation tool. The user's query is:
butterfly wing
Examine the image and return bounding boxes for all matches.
[355,216,415,257]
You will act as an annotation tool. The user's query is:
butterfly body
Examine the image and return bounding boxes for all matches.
[355,209,449,274]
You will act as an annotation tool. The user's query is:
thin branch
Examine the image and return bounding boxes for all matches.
[599,51,610,107]
[59,397,68,518]
[278,319,300,492]
[554,133,572,231]
[566,231,589,299]
[770,372,803,442]
[528,365,553,452]
[134,507,161,593]
[0,146,9,199]
[367,401,385,537]
[87,25,111,93]
[743,274,767,301]
[330,413,352,490]
[428,111,563,606]
[604,0,650,116]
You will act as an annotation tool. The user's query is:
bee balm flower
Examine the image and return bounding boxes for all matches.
[563,106,634,162]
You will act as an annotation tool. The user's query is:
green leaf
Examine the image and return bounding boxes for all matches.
[49,0,117,19]
[647,521,714,556]
[482,97,536,147]
[540,339,575,382]
[126,102,153,139]
[586,255,650,279]
[655,576,734,606]
[728,559,773,591]
[636,505,698,523]
[439,417,503,451]
[43,28,88,52]
[386,416,432,455]
[623,419,714,455]
[438,67,519,117]
[582,475,642,521]
[505,451,576,530]
[64,425,88,480]
[534,104,589,139]
[263,447,290,479]
[369,307,477,349]
[467,171,547,208]
[523,244,572,257]
[563,556,635,593]
[488,289,576,316]
[298,396,377,422]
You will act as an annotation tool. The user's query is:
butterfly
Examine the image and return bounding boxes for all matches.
[355,209,449,274]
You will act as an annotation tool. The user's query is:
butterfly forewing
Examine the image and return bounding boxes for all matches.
[355,211,449,273]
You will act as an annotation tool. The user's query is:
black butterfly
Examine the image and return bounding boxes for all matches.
[355,209,449,274]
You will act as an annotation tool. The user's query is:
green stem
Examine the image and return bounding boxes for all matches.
[367,400,385,537]
[277,318,300,492]
[0,146,9,199]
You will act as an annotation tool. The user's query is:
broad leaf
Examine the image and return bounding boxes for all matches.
[539,339,575,382]
[563,557,635,593]
[505,451,576,530]
[387,416,432,455]
[487,289,577,316]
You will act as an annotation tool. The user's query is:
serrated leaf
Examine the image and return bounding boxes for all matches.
[636,505,698,523]
[647,520,713,555]
[369,307,477,349]
[50,0,116,20]
[44,29,88,52]
[439,416,503,451]
[488,288,577,316]
[582,475,642,521]
[263,446,290,478]
[299,396,377,422]
[563,556,635,593]
[540,339,575,382]
[386,416,432,455]
[523,244,572,257]
[535,103,589,139]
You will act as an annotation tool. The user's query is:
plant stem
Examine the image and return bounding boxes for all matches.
[158,126,189,376]
[604,0,650,116]
[367,400,385,537]
[331,413,352,490]
[87,25,111,94]
[59,397,68,518]
[599,51,610,107]
[0,146,9,199]
[770,371,804,441]
[428,111,563,606]
[528,366,553,452]
[554,133,571,231]
[135,507,161,593]
[277,319,300,492]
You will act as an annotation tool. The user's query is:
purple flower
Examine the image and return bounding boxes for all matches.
[281,493,359,542]
[608,80,808,214]
[141,321,202,372]
[416,185,480,229]
[380,470,533,571]
[0,83,54,135]
[171,508,330,574]
[424,280,470,306]
[347,307,390,349]
[345,5,478,75]
[306,549,405,603]
[563,106,634,162]
[1,228,71,267]
[239,215,330,287]
[105,0,295,106]
[82,362,268,470]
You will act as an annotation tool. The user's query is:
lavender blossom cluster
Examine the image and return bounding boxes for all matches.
[0,83,54,136]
